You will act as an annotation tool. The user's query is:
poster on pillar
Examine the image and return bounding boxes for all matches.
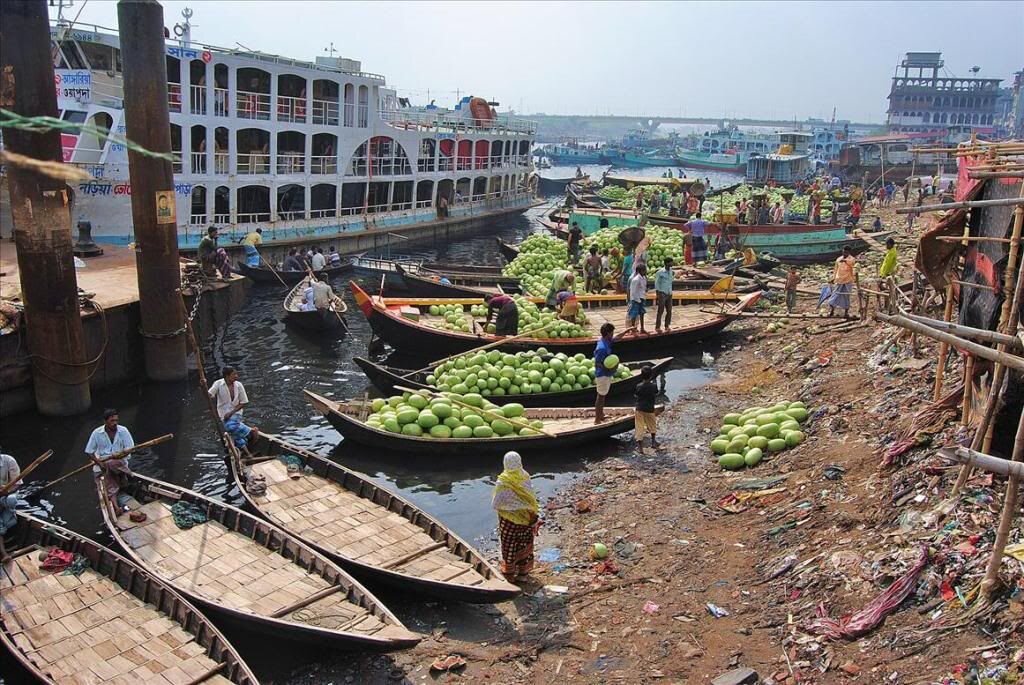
[155,190,177,225]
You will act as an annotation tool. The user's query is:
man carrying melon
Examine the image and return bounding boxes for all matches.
[593,323,633,424]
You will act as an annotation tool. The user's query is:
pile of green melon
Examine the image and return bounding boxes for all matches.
[425,302,476,333]
[365,389,545,439]
[710,400,809,470]
[428,347,631,397]
[581,225,684,268]
[501,235,580,296]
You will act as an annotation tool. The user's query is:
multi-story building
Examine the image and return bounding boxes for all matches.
[886,52,1002,134]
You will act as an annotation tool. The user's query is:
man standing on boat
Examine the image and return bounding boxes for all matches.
[483,293,519,336]
[654,257,674,332]
[546,270,575,308]
[240,228,263,267]
[627,264,649,334]
[584,246,603,293]
[568,222,583,264]
[311,247,327,271]
[684,213,708,264]
[593,323,632,424]
[209,367,259,452]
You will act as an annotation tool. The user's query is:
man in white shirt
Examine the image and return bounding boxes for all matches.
[312,279,333,309]
[1,449,22,547]
[627,264,649,334]
[86,408,137,512]
[311,247,327,271]
[209,366,259,451]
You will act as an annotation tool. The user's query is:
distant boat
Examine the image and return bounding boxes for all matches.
[675,149,746,173]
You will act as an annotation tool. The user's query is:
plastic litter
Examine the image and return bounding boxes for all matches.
[706,603,730,618]
[642,600,660,614]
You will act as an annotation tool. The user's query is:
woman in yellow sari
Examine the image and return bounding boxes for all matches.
[492,451,540,581]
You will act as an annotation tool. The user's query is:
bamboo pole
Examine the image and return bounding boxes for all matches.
[896,197,1024,215]
[874,313,1024,373]
[962,354,975,425]
[0,450,52,495]
[901,312,1023,349]
[30,436,173,493]
[981,403,1024,598]
[935,236,1014,244]
[968,171,1024,180]
[938,447,1024,478]
[933,288,956,401]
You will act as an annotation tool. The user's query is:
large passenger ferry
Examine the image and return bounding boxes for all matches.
[34,11,537,249]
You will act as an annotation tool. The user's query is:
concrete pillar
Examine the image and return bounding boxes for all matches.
[117,0,187,381]
[0,0,91,415]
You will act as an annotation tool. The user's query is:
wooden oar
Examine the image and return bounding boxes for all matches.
[399,318,559,379]
[0,450,53,496]
[255,248,290,288]
[29,434,174,494]
[394,385,558,438]
[304,267,350,333]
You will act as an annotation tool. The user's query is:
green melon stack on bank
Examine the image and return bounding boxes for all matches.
[710,400,809,470]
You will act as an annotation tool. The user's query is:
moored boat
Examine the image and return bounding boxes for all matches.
[238,259,351,285]
[496,237,521,263]
[352,355,673,406]
[305,391,645,456]
[1,513,259,685]
[93,473,420,650]
[348,280,760,359]
[283,276,348,331]
[394,263,519,298]
[224,433,521,603]
[675,149,746,173]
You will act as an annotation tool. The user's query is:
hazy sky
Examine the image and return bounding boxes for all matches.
[54,0,1024,123]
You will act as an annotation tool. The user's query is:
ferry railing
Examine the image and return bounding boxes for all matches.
[417,159,435,173]
[456,156,472,171]
[438,158,454,172]
[343,103,355,127]
[310,208,337,219]
[190,152,206,174]
[236,91,271,120]
[276,95,307,124]
[349,159,367,176]
[357,105,369,128]
[278,210,306,221]
[214,88,230,117]
[213,213,230,225]
[310,156,337,174]
[189,213,206,226]
[312,100,339,126]
[214,152,229,174]
[190,85,207,115]
[378,109,537,135]
[415,200,432,208]
[276,154,305,174]
[237,212,271,224]
[237,153,270,174]
[168,84,182,113]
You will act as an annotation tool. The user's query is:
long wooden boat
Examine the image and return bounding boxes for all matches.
[93,472,420,650]
[603,174,700,189]
[393,263,512,299]
[224,433,521,603]
[1,513,259,685]
[353,355,673,407]
[283,276,348,332]
[496,237,520,263]
[348,280,760,358]
[237,260,351,285]
[306,391,645,456]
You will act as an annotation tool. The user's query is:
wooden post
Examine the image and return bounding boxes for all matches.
[0,0,92,415]
[981,404,1024,598]
[933,286,956,401]
[961,354,974,426]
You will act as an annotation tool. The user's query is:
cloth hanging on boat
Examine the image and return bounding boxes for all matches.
[170,501,208,529]
[39,548,74,572]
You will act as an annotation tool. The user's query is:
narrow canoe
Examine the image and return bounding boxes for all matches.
[306,390,646,456]
[225,433,521,604]
[93,473,420,650]
[352,355,673,407]
[283,276,348,332]
[394,264,508,299]
[496,237,520,263]
[1,513,259,685]
[238,260,351,285]
[348,280,760,359]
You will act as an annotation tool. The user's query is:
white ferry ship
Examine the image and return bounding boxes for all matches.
[37,11,537,250]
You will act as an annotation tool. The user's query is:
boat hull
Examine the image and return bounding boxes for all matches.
[238,261,352,284]
[675,152,746,173]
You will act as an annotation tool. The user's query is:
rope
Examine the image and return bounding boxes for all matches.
[24,297,110,385]
[0,109,174,161]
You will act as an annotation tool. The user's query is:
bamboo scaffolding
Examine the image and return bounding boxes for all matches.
[875,313,1024,372]
[896,197,1024,215]
[962,354,975,425]
[981,400,1024,597]
[938,447,1024,479]
[968,171,1024,180]
[901,312,1023,350]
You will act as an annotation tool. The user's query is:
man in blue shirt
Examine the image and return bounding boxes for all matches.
[654,257,674,331]
[593,322,632,424]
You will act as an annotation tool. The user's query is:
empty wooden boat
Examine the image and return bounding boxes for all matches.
[1,513,259,685]
[237,259,351,285]
[306,390,643,456]
[225,433,521,604]
[93,472,420,650]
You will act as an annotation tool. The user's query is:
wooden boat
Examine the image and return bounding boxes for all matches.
[350,254,425,292]
[394,263,517,299]
[306,391,646,456]
[353,355,673,407]
[237,260,351,285]
[224,433,521,604]
[603,174,700,189]
[283,276,348,332]
[348,280,760,359]
[496,237,520,263]
[1,513,259,685]
[93,473,420,650]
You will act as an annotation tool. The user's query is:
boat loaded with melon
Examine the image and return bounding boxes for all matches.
[305,387,649,456]
[349,280,760,358]
[224,432,520,603]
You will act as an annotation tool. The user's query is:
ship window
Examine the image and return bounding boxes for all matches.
[310,184,337,218]
[56,41,86,69]
[392,181,413,210]
[238,185,270,224]
[367,181,389,212]
[436,179,454,205]
[416,180,434,207]
[455,178,471,202]
[312,133,337,174]
[277,184,305,220]
[190,186,206,225]
[80,42,115,72]
[357,85,369,127]
[474,140,489,170]
[236,128,270,174]
[276,131,306,174]
[277,74,307,124]
[62,110,88,124]
[214,185,230,224]
[348,136,411,176]
[418,139,436,173]
[312,79,339,126]
[343,84,355,127]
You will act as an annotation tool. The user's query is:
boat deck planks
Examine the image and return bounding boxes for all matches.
[115,500,390,637]
[0,554,234,685]
[249,460,498,591]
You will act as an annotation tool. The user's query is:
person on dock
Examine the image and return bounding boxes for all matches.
[585,246,603,293]
[877,237,899,310]
[1,448,22,553]
[785,266,801,314]
[828,246,858,319]
[437,194,449,219]
[568,222,583,264]
[545,270,575,308]
[627,264,649,334]
[685,213,708,264]
[328,246,342,267]
[282,248,304,272]
[311,247,327,271]
[198,226,230,279]
[654,257,674,332]
[484,293,519,336]
[240,228,263,267]
[634,365,659,448]
[209,367,259,453]
[575,166,584,179]
[492,451,540,582]
[635,190,644,212]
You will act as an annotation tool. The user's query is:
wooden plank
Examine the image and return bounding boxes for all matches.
[382,541,447,570]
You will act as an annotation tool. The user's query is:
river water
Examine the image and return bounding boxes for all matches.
[0,204,728,682]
